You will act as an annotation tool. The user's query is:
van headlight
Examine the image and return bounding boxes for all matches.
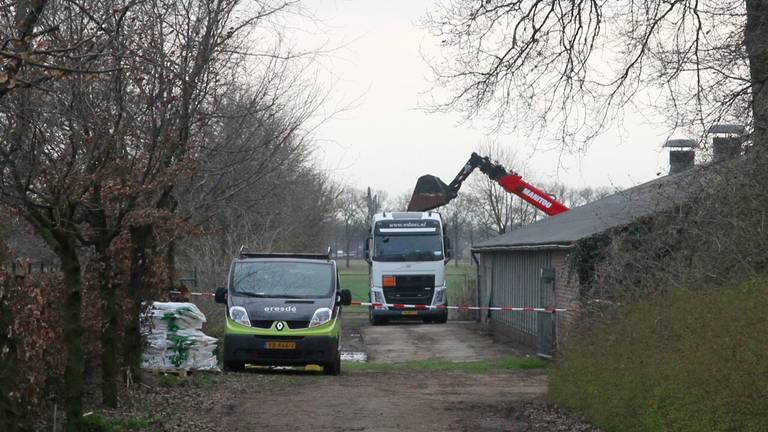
[309,307,332,327]
[229,306,251,326]
[431,287,447,306]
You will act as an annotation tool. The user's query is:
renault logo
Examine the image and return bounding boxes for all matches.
[275,321,285,331]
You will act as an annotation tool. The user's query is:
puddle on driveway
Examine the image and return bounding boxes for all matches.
[341,351,368,362]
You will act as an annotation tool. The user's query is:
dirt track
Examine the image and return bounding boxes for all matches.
[215,370,548,432]
[130,313,596,431]
[360,319,529,363]
[206,314,564,432]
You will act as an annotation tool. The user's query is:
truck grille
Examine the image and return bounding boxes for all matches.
[381,274,435,305]
[394,274,435,289]
[383,288,433,305]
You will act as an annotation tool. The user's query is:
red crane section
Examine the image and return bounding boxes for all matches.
[407,152,569,216]
[497,174,569,216]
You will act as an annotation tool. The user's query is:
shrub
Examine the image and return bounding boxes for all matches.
[550,276,768,432]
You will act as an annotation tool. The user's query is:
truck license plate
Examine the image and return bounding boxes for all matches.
[264,341,296,350]
[402,310,418,316]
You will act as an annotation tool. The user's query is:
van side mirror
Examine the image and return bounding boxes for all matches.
[214,287,227,304]
[338,289,352,306]
[444,236,453,261]
[364,237,372,263]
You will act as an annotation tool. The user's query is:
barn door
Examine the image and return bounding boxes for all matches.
[537,267,556,357]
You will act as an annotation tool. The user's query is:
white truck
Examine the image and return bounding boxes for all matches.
[364,211,451,325]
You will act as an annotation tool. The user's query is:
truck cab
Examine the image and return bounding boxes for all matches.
[365,212,451,324]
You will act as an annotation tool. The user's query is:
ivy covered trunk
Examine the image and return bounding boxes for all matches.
[124,225,152,382]
[0,274,28,431]
[97,251,119,408]
[60,246,84,432]
[746,0,768,151]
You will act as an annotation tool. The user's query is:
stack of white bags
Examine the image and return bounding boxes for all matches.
[141,302,219,371]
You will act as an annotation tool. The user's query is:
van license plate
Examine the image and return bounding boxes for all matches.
[264,341,296,350]
[402,310,418,316]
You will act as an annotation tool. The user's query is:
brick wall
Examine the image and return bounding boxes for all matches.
[551,250,580,347]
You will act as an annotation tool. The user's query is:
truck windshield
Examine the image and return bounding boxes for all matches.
[373,234,444,262]
[230,261,334,298]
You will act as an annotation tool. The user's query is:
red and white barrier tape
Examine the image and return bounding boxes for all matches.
[170,290,214,297]
[351,301,566,313]
[170,291,566,313]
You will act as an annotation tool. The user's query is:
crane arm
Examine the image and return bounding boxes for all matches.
[496,174,569,216]
[407,152,568,216]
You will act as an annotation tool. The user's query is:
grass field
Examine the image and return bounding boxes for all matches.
[338,259,475,312]
[550,277,768,431]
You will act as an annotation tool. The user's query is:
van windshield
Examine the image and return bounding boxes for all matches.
[231,261,334,299]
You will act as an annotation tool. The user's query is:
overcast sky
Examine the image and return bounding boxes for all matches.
[291,0,676,199]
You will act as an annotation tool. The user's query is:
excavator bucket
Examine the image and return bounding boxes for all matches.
[407,175,453,211]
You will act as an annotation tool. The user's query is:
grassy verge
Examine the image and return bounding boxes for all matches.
[157,371,221,388]
[550,276,768,432]
[343,356,547,374]
[82,414,157,432]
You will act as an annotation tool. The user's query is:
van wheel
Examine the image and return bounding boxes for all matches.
[324,351,341,375]
[436,314,448,324]
[223,361,245,372]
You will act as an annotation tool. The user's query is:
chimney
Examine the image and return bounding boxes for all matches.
[663,139,696,175]
[708,124,745,162]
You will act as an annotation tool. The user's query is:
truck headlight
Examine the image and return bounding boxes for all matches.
[309,307,332,327]
[229,306,251,326]
[431,287,447,306]
[373,290,387,310]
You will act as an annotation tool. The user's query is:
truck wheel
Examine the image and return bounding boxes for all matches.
[324,350,341,375]
[371,316,387,325]
[369,308,387,325]
[223,361,245,372]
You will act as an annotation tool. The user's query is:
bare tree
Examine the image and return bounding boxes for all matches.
[0,0,309,426]
[423,1,767,150]
[0,0,114,98]
[364,187,386,221]
[441,194,473,265]
[336,187,365,268]
[386,191,412,212]
[0,1,136,420]
[173,68,332,276]
[463,143,613,236]
[465,143,540,235]
[543,183,614,208]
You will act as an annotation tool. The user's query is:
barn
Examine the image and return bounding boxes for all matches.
[470,147,718,356]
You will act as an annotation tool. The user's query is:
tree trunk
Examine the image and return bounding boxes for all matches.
[165,238,176,291]
[453,220,460,267]
[124,225,151,382]
[345,222,351,269]
[0,276,27,431]
[60,246,84,432]
[746,0,768,150]
[96,251,118,408]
